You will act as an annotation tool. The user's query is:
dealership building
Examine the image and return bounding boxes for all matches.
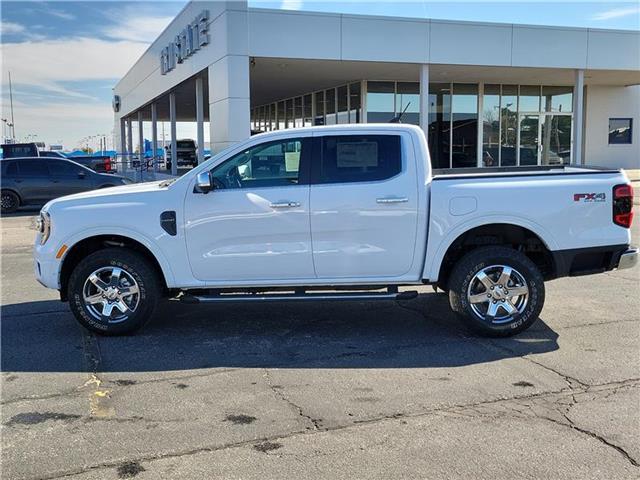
[113,0,640,173]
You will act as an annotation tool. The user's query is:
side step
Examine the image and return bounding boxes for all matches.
[180,288,418,304]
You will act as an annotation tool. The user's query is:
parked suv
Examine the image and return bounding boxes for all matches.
[1,157,131,213]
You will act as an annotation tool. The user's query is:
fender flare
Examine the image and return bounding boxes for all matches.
[424,214,559,282]
[57,226,177,288]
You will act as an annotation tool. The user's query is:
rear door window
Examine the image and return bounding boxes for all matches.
[314,135,402,184]
[18,160,49,177]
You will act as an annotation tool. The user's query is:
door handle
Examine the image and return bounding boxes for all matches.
[270,201,300,208]
[376,197,409,204]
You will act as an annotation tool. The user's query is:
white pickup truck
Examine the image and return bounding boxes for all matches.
[34,124,637,336]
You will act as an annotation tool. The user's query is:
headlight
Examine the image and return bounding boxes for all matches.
[38,212,51,245]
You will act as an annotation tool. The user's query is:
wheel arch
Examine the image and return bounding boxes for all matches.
[1,188,22,204]
[59,232,173,300]
[431,221,558,289]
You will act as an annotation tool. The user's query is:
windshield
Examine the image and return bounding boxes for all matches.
[177,141,195,149]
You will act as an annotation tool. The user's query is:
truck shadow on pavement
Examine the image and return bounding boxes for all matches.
[1,293,559,373]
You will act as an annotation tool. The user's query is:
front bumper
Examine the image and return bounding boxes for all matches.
[618,247,638,270]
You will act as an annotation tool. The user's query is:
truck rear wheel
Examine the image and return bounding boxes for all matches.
[67,248,160,335]
[448,246,544,337]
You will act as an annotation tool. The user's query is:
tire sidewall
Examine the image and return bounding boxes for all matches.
[68,250,158,335]
[451,248,545,336]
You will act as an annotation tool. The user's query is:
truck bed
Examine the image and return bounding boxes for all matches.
[432,165,621,180]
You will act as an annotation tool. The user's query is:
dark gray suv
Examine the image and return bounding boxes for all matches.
[1,157,131,213]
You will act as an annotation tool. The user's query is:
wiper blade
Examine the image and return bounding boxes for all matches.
[159,178,177,187]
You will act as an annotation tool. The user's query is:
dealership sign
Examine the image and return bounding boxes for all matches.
[160,10,210,75]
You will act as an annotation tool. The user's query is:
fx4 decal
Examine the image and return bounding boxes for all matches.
[574,193,606,202]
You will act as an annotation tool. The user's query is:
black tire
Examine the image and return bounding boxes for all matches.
[448,246,545,337]
[1,190,20,214]
[67,248,161,335]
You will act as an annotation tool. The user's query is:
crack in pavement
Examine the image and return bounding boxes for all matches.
[31,378,639,480]
[263,368,320,431]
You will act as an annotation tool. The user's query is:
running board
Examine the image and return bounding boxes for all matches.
[180,289,418,304]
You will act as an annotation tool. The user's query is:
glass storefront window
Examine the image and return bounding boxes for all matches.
[541,115,572,165]
[428,83,451,169]
[277,101,285,130]
[542,86,573,113]
[501,85,518,166]
[337,85,348,124]
[294,97,303,127]
[285,99,294,129]
[482,84,500,167]
[325,88,336,125]
[519,85,541,112]
[367,81,395,123]
[349,82,361,123]
[303,94,313,126]
[314,91,325,125]
[397,82,420,125]
[451,83,478,168]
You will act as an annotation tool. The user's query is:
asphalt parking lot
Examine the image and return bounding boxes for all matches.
[1,207,639,480]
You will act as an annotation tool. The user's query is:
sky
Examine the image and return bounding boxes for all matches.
[1,0,639,150]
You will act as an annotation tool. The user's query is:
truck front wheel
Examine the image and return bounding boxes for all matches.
[448,246,545,337]
[67,248,160,335]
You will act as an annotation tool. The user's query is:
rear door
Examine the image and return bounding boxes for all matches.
[15,160,51,203]
[309,132,419,278]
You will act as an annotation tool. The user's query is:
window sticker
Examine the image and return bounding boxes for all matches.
[336,142,378,168]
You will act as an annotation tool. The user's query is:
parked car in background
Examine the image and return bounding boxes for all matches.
[1,144,116,173]
[165,139,197,170]
[39,151,69,159]
[65,154,116,174]
[1,142,39,158]
[1,157,131,213]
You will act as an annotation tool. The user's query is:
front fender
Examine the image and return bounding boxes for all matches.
[57,226,177,288]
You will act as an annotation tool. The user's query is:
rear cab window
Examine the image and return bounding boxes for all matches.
[314,134,402,184]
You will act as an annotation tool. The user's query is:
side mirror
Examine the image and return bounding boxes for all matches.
[195,171,214,194]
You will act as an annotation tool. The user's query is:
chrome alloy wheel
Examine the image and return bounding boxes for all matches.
[82,267,140,323]
[467,265,529,324]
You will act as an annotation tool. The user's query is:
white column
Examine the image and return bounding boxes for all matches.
[169,92,178,176]
[196,76,205,165]
[207,3,250,152]
[419,64,430,137]
[151,103,158,173]
[119,118,126,157]
[209,56,250,153]
[477,83,484,168]
[137,111,144,172]
[572,69,585,165]
[126,118,133,170]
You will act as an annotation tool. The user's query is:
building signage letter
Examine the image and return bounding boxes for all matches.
[160,10,209,75]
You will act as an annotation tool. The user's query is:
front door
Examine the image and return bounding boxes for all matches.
[309,132,419,279]
[47,159,92,197]
[184,136,315,283]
